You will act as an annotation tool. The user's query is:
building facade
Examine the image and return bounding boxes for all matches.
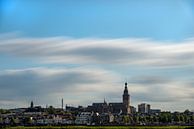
[88,82,131,114]
[138,103,151,114]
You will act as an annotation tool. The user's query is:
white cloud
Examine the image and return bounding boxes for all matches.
[1,35,194,68]
[0,34,194,111]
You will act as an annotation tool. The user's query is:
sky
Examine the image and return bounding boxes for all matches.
[0,0,194,111]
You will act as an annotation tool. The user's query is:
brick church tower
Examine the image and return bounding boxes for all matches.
[122,82,131,114]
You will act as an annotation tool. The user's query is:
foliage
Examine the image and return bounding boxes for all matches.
[0,109,10,114]
[10,117,20,125]
[123,115,130,124]
[46,106,56,114]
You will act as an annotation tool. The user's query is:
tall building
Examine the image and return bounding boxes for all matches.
[138,103,150,114]
[122,82,131,114]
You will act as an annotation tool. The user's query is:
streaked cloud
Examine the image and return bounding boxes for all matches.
[0,67,120,108]
[1,35,194,68]
[0,34,194,111]
[0,67,194,111]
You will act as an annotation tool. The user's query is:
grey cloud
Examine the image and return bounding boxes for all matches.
[0,67,118,108]
[132,86,182,103]
[65,47,144,63]
[1,36,194,67]
[1,34,194,110]
[128,77,194,103]
[0,67,194,110]
[129,76,171,85]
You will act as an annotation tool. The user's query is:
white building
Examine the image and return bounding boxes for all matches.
[75,112,92,125]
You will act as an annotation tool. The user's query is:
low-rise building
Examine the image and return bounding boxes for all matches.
[138,103,150,114]
[130,106,136,114]
[75,112,92,125]
[150,109,161,114]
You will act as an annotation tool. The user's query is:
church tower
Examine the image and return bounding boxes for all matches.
[30,101,34,108]
[122,82,131,114]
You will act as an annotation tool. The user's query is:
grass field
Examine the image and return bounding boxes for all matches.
[4,126,194,129]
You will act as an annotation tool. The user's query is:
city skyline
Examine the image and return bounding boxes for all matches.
[1,0,194,111]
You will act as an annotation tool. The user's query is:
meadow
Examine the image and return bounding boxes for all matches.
[4,126,194,129]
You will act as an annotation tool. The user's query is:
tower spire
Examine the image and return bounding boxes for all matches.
[30,101,34,108]
[123,82,131,114]
[125,82,127,87]
[104,97,107,104]
[124,82,128,94]
[62,98,64,110]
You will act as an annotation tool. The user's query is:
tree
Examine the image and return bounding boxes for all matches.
[139,116,147,124]
[123,115,130,124]
[47,106,56,114]
[184,115,190,123]
[0,117,3,124]
[134,115,139,124]
[153,115,159,123]
[129,115,134,124]
[174,114,180,123]
[167,113,172,123]
[10,117,20,126]
[0,109,10,114]
[146,115,151,123]
[180,114,185,122]
[184,109,190,115]
[190,115,194,122]
[23,117,33,125]
[159,114,168,123]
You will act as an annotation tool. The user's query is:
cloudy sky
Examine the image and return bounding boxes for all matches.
[1,0,194,111]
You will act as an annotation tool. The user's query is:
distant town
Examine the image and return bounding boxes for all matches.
[0,82,194,126]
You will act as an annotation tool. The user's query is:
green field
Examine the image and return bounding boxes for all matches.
[4,126,194,129]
